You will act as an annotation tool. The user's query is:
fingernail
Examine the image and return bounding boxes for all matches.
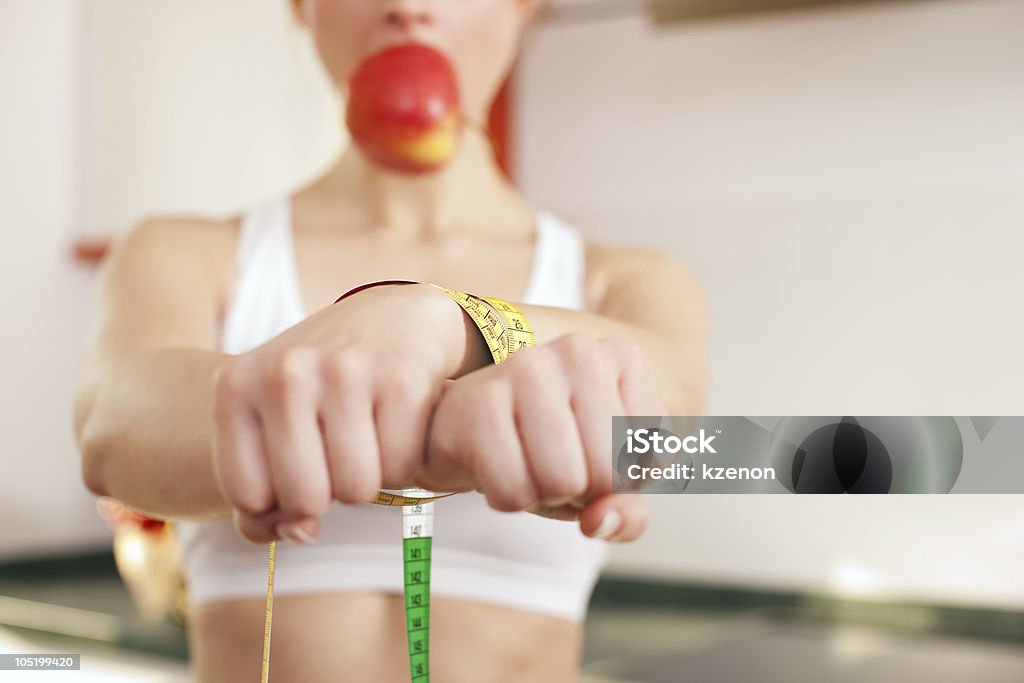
[276,523,314,544]
[593,510,622,540]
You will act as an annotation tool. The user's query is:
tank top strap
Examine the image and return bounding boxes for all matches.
[220,197,305,354]
[528,210,587,311]
[235,196,291,269]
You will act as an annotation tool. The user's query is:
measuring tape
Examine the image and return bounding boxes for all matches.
[260,282,534,682]
[427,285,536,363]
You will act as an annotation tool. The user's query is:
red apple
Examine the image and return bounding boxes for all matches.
[345,43,462,174]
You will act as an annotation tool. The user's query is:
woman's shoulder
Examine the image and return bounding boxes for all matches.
[539,210,686,310]
[575,227,702,314]
[124,212,240,243]
[116,212,243,272]
[584,239,688,272]
[108,212,244,318]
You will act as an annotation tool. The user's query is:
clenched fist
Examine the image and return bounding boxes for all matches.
[417,333,664,542]
[212,283,462,544]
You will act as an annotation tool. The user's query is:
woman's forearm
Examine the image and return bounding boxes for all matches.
[72,280,704,525]
[75,348,233,521]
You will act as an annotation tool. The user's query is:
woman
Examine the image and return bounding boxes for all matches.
[73,1,709,681]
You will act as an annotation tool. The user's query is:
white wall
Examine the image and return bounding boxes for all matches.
[517,0,1024,607]
[0,0,103,558]
[79,0,342,234]
[0,0,340,560]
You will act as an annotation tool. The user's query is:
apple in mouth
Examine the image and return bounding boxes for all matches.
[345,43,462,174]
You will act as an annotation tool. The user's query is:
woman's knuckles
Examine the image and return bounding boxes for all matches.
[467,382,510,430]
[376,364,436,406]
[553,332,603,371]
[513,335,623,395]
[552,332,590,354]
[318,348,367,389]
[224,336,653,524]
[603,337,646,376]
[510,352,560,395]
[263,347,318,398]
[549,334,645,377]
[213,361,247,405]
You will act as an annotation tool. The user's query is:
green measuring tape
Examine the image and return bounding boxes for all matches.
[260,283,535,682]
[404,533,431,681]
[397,491,438,682]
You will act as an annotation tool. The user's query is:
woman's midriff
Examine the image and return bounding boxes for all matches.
[188,591,583,683]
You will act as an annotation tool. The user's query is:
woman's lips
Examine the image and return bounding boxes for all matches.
[364,29,449,62]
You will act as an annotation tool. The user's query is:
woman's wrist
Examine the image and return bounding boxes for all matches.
[333,281,491,380]
[408,283,492,379]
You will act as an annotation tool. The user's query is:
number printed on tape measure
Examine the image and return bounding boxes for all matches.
[407,607,428,632]
[403,536,434,682]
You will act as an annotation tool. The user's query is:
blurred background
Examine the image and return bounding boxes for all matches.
[2,0,1023,680]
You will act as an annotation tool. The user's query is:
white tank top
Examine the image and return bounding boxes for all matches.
[174,197,610,622]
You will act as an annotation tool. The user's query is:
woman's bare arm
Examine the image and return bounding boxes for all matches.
[75,217,708,545]
[73,219,474,537]
[74,219,238,521]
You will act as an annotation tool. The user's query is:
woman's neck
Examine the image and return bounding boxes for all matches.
[313,128,528,241]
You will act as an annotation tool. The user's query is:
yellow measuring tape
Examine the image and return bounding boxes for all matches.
[260,282,534,682]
